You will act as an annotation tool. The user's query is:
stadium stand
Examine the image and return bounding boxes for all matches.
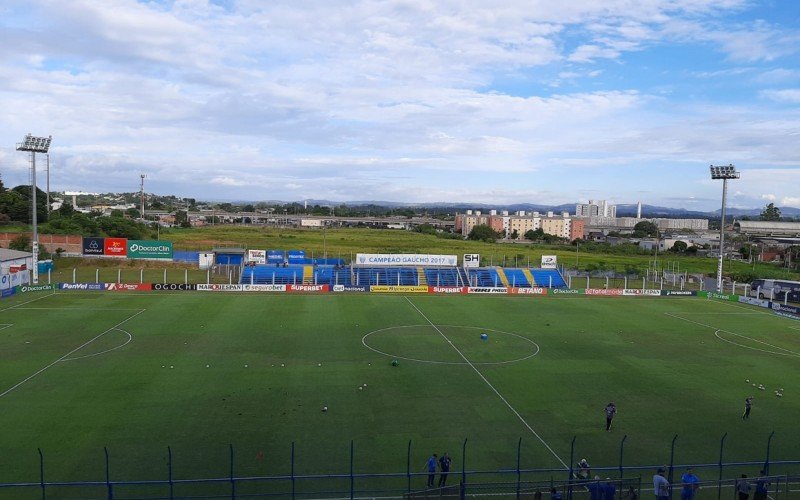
[424,268,461,287]
[530,268,567,287]
[467,268,502,287]
[503,268,531,287]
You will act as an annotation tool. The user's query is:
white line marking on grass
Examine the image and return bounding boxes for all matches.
[61,328,133,361]
[404,296,569,470]
[0,292,57,312]
[0,324,12,332]
[0,309,146,399]
[665,313,800,358]
[15,307,144,311]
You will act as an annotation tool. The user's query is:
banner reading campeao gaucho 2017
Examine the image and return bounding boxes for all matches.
[127,240,173,259]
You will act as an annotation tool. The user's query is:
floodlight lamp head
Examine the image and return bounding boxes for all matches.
[16,134,52,153]
[709,164,739,180]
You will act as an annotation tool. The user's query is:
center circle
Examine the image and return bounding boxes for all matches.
[361,324,540,365]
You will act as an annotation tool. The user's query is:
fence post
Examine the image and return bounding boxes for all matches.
[350,440,355,500]
[168,446,174,500]
[48,268,51,284]
[668,435,677,498]
[717,433,726,500]
[764,431,775,475]
[185,269,188,285]
[164,269,167,284]
[38,448,45,500]
[105,446,113,500]
[516,438,522,500]
[619,435,627,479]
[462,438,468,487]
[72,268,76,283]
[207,269,210,284]
[96,269,99,283]
[230,444,235,500]
[568,436,575,500]
[406,440,412,494]
[291,442,296,500]
[140,269,143,284]
[117,269,121,284]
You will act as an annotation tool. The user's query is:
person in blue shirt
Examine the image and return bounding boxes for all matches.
[426,453,437,487]
[550,487,563,500]
[754,470,769,500]
[680,467,700,500]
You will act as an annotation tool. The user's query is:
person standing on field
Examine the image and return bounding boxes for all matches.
[742,396,754,420]
[680,467,700,500]
[438,452,452,487]
[426,453,437,488]
[653,468,670,500]
[736,474,751,500]
[605,402,617,431]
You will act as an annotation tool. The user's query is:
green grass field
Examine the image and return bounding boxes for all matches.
[1,291,798,498]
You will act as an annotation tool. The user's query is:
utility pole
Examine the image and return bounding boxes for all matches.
[46,153,51,216]
[140,174,146,218]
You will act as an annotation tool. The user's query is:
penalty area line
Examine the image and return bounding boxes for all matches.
[0,309,146,399]
[404,296,569,470]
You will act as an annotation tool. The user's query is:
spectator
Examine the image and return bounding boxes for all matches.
[754,470,769,500]
[737,474,751,500]
[653,468,670,500]
[438,452,451,487]
[425,453,437,488]
[578,458,591,480]
[551,487,563,500]
[680,467,700,500]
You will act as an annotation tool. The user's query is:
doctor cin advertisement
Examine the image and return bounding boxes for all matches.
[127,240,174,259]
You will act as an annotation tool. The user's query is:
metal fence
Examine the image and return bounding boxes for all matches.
[2,433,798,500]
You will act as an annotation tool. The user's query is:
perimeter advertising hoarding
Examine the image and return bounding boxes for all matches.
[104,238,128,257]
[584,288,624,296]
[508,287,548,295]
[152,283,197,291]
[370,285,429,293]
[19,284,56,293]
[197,284,244,291]
[59,283,104,291]
[697,291,739,301]
[428,286,467,294]
[242,284,286,292]
[83,237,104,255]
[622,289,661,296]
[247,250,266,264]
[104,283,152,291]
[332,285,370,292]
[467,287,508,294]
[127,240,173,260]
[552,288,584,295]
[356,254,458,267]
[287,284,329,293]
[662,290,697,296]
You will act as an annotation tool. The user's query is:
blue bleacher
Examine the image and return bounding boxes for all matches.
[424,268,461,286]
[530,269,567,288]
[504,269,531,288]
[309,266,352,285]
[352,267,419,286]
[467,268,502,287]
[241,265,306,285]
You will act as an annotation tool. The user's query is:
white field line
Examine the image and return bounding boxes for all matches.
[15,307,144,311]
[0,324,12,332]
[62,328,133,361]
[0,309,146,399]
[404,296,569,470]
[0,291,57,312]
[664,313,800,357]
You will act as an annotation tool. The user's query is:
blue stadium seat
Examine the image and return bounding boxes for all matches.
[530,268,567,288]
[504,269,531,288]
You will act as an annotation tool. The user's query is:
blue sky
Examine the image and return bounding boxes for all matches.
[1,0,799,210]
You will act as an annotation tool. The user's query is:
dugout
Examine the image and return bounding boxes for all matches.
[213,247,246,266]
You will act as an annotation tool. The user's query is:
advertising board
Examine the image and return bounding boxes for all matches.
[152,283,197,291]
[0,288,16,298]
[104,283,153,291]
[661,290,697,296]
[622,289,662,296]
[287,250,306,263]
[370,285,430,293]
[356,254,458,267]
[467,287,508,294]
[541,255,557,269]
[19,284,56,293]
[197,284,244,292]
[267,250,285,263]
[428,286,467,294]
[287,284,329,293]
[127,240,173,260]
[332,285,370,292]
[247,250,266,264]
[738,296,769,307]
[552,288,583,295]
[585,288,624,296]
[83,237,104,255]
[698,291,739,301]
[508,287,548,295]
[242,284,286,292]
[104,238,128,257]
[59,283,105,291]
[770,302,800,315]
[463,254,480,269]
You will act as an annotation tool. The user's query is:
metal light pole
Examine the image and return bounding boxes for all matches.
[710,164,740,293]
[16,134,52,285]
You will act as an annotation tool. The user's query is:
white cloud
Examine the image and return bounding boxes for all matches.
[781,197,800,208]
[760,89,800,104]
[761,194,777,201]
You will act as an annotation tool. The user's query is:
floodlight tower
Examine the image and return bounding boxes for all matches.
[16,134,52,285]
[710,164,740,293]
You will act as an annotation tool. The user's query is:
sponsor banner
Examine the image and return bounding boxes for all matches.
[247,249,266,264]
[552,288,584,295]
[1,287,16,298]
[332,285,370,292]
[287,284,329,293]
[770,302,800,315]
[541,255,558,269]
[467,287,508,294]
[267,250,285,263]
[371,285,430,293]
[661,290,697,297]
[197,284,244,292]
[128,240,173,260]
[509,287,548,295]
[699,291,739,301]
[463,254,480,269]
[241,284,286,292]
[104,283,152,291]
[0,274,9,290]
[356,253,458,267]
[59,283,105,291]
[585,288,624,296]
[774,311,800,321]
[19,284,57,293]
[287,250,306,263]
[738,296,769,307]
[152,283,197,291]
[104,237,128,257]
[428,286,467,294]
[623,289,662,296]
[83,237,105,255]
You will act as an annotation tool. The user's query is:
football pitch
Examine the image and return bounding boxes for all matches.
[1,291,799,498]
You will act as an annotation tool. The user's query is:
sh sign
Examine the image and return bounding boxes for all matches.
[541,255,557,269]
[463,254,480,268]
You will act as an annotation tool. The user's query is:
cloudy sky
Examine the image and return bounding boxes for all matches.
[1,0,799,210]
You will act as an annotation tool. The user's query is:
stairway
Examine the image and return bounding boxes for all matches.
[417,267,428,286]
[523,268,535,286]
[495,267,510,287]
[303,265,314,284]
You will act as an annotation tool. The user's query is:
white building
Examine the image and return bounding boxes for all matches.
[576,200,617,218]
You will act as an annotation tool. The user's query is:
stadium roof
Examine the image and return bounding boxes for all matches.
[734,220,800,237]
[0,248,33,262]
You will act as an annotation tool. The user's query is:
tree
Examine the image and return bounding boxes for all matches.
[671,241,688,253]
[125,208,141,218]
[633,220,659,238]
[467,224,500,243]
[9,234,31,251]
[524,228,545,241]
[760,203,781,221]
[175,210,191,228]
